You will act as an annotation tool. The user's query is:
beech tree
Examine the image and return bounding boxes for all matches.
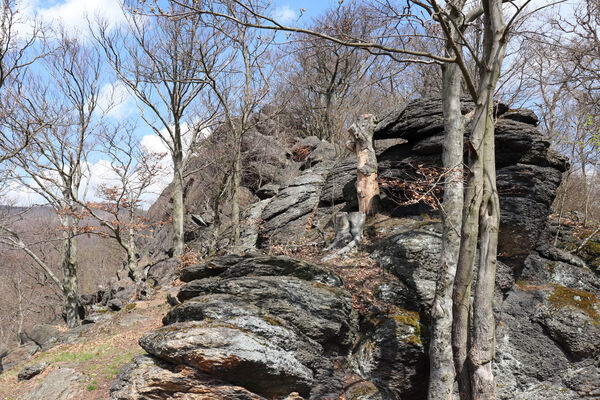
[0,31,104,328]
[77,123,166,283]
[95,3,221,257]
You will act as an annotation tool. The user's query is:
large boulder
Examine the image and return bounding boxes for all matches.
[110,355,267,400]
[258,164,332,246]
[373,99,568,271]
[112,254,433,399]
[29,324,61,350]
[112,254,358,399]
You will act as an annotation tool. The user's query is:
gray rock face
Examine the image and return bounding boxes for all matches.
[258,164,331,246]
[350,309,427,400]
[175,276,354,348]
[375,225,442,307]
[179,253,342,287]
[29,324,61,350]
[112,254,360,399]
[373,98,568,271]
[110,355,267,400]
[27,367,83,400]
[0,342,39,373]
[319,156,356,207]
[140,321,314,397]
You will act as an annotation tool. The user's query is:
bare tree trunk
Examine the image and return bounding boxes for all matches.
[428,37,465,399]
[126,241,142,283]
[453,107,484,399]
[231,135,243,248]
[62,227,80,328]
[347,114,379,215]
[172,154,185,258]
[470,103,500,400]
[468,2,506,398]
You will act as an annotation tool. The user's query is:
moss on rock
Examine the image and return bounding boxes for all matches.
[548,285,600,326]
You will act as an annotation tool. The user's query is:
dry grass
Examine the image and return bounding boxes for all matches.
[0,292,168,400]
[268,214,407,315]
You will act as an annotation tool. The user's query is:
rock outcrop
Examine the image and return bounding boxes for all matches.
[106,97,600,399]
[111,254,429,399]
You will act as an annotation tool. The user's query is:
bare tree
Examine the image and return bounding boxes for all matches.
[0,31,104,328]
[0,0,46,162]
[94,3,221,257]
[78,123,166,283]
[191,1,272,248]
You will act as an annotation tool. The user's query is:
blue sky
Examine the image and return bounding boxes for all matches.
[9,0,580,206]
[9,0,342,206]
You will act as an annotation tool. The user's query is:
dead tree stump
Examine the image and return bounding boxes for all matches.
[346,114,379,215]
[323,211,366,260]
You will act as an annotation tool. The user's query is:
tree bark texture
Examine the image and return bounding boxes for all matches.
[62,228,80,328]
[231,136,243,248]
[453,106,485,400]
[347,114,379,215]
[323,211,365,261]
[172,154,185,258]
[468,1,506,398]
[428,26,466,399]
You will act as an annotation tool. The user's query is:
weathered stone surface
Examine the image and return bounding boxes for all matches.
[302,140,336,170]
[319,156,356,207]
[256,183,279,199]
[176,275,354,347]
[258,164,331,246]
[180,253,342,287]
[374,97,474,141]
[374,282,420,311]
[18,362,48,381]
[534,285,600,360]
[521,250,600,296]
[140,321,314,398]
[374,225,442,307]
[110,355,267,400]
[500,108,539,125]
[494,288,573,399]
[563,363,600,398]
[146,258,179,288]
[162,294,322,367]
[115,254,357,399]
[239,199,271,251]
[349,308,427,400]
[29,324,61,349]
[27,367,84,400]
[0,342,39,372]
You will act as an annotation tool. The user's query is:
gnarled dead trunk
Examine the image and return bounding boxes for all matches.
[347,114,379,215]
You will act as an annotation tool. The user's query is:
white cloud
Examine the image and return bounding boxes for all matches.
[25,0,125,37]
[273,5,297,24]
[97,81,137,119]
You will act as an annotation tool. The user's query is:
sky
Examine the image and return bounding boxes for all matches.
[5,0,338,207]
[6,0,581,207]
